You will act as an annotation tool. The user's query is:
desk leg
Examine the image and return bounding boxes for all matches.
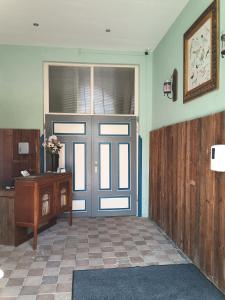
[33,226,38,250]
[68,176,72,226]
[33,183,39,250]
[69,209,72,226]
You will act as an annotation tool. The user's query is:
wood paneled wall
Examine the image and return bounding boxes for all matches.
[150,111,225,294]
[0,129,40,188]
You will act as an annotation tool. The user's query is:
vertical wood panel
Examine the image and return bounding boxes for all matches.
[214,112,225,291]
[150,130,159,221]
[185,119,201,263]
[149,111,225,294]
[160,128,167,231]
[199,115,215,277]
[176,122,186,250]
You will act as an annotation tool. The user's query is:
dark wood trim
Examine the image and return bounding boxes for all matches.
[0,128,40,189]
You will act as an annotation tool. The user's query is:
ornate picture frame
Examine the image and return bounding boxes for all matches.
[183,0,219,103]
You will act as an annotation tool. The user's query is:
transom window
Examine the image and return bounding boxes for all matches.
[44,63,138,116]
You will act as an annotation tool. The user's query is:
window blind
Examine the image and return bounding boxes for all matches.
[49,66,91,114]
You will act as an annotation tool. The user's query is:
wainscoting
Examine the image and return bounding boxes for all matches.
[150,111,225,294]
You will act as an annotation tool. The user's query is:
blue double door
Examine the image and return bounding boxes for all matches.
[45,115,137,217]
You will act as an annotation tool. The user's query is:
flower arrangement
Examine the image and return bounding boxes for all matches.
[43,135,62,155]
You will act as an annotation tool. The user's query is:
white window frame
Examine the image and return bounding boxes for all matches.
[43,62,139,117]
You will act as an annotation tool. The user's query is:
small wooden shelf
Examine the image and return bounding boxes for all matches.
[0,189,27,246]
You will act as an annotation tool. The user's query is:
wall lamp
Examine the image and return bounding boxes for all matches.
[163,69,178,102]
[221,34,225,58]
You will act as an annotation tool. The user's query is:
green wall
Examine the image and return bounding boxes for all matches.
[152,0,225,129]
[2,0,221,218]
[0,46,152,217]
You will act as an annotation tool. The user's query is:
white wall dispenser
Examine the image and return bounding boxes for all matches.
[211,145,225,172]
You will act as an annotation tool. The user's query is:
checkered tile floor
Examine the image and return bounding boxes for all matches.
[0,217,188,299]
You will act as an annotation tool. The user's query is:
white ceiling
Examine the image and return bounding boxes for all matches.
[0,0,189,51]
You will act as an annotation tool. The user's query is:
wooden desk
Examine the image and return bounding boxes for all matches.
[15,172,72,249]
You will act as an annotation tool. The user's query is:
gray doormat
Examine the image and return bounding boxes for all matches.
[72,264,225,300]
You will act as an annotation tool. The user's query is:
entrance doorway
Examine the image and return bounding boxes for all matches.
[45,115,137,217]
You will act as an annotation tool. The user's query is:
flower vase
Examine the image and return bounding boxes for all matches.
[51,153,59,172]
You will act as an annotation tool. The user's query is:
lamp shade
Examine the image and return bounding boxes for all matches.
[163,80,172,95]
[221,34,225,57]
[211,145,225,172]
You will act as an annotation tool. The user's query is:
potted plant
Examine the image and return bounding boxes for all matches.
[43,135,62,172]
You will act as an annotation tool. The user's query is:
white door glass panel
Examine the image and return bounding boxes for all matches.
[54,123,85,135]
[59,143,65,169]
[119,144,129,189]
[100,144,111,190]
[72,200,86,211]
[100,124,129,136]
[100,197,130,210]
[74,143,86,191]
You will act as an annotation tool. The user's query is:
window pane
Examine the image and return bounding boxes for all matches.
[94,67,135,115]
[49,66,91,113]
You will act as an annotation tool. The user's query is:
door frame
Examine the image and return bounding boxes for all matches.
[44,115,139,217]
[43,61,140,216]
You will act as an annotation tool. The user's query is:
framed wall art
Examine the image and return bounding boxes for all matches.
[183,0,219,103]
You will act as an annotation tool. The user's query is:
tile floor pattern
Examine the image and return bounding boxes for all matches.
[0,217,188,299]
